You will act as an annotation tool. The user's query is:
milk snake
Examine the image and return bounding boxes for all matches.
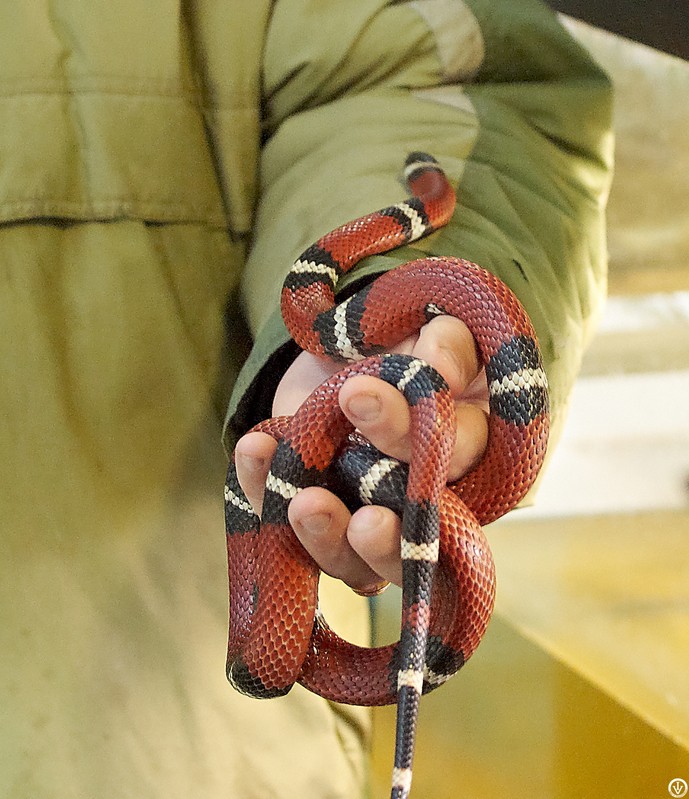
[225,153,550,798]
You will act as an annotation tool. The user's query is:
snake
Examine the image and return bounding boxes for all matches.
[224,153,550,799]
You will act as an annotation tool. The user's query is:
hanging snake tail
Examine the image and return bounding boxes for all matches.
[280,153,458,799]
[365,354,456,799]
[389,363,455,799]
[391,513,439,799]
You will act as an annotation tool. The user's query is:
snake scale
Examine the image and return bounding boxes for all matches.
[224,153,550,798]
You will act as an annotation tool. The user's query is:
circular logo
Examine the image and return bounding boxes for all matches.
[669,778,688,797]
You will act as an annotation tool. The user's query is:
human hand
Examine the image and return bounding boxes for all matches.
[234,315,488,594]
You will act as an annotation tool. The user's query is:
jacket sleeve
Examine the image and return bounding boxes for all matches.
[223,0,613,459]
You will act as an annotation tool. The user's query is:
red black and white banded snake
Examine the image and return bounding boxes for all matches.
[225,153,550,799]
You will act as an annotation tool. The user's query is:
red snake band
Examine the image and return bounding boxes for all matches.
[225,153,550,799]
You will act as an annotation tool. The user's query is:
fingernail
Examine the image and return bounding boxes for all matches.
[300,512,331,535]
[346,392,381,422]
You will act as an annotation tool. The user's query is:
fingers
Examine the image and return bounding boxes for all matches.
[338,376,412,460]
[451,402,490,478]
[272,351,341,416]
[413,315,481,399]
[338,315,489,482]
[345,506,403,586]
[234,431,278,517]
[234,314,488,594]
[338,379,487,482]
[234,433,402,590]
[289,489,403,590]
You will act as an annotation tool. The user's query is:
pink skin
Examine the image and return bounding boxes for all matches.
[234,316,489,594]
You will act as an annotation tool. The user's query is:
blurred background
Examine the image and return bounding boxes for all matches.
[370,9,689,798]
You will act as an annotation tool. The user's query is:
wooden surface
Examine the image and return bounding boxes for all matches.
[370,507,689,797]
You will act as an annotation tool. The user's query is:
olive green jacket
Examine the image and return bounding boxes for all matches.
[0,3,611,799]
[224,0,613,456]
[0,0,612,448]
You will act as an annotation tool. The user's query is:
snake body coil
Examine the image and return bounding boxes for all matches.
[225,154,550,799]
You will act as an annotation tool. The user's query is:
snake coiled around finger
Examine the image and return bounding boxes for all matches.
[225,153,550,799]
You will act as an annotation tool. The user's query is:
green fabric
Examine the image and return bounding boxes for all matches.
[0,3,369,798]
[0,222,241,523]
[0,2,613,798]
[0,1,269,231]
[224,0,613,458]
